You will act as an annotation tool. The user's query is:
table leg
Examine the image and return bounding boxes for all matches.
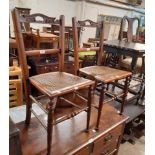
[131,56,138,71]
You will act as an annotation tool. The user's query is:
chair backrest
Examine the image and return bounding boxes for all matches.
[72,17,104,75]
[118,16,140,42]
[12,8,65,81]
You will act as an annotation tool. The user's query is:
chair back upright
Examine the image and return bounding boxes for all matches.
[118,16,140,42]
[72,17,104,75]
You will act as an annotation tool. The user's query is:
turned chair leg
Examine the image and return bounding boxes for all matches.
[120,76,131,114]
[25,99,32,125]
[136,73,145,105]
[25,81,32,125]
[86,86,92,132]
[95,83,105,130]
[47,100,54,155]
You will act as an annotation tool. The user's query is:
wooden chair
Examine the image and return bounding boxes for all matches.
[118,16,144,72]
[12,8,94,155]
[118,16,145,103]
[72,17,132,130]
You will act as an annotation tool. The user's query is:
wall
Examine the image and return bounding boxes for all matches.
[79,1,144,43]
[9,0,78,36]
[9,0,145,42]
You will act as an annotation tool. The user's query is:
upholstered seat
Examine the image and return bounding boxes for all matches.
[78,51,96,59]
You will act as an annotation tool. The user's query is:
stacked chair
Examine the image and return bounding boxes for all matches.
[118,16,145,104]
[72,17,132,130]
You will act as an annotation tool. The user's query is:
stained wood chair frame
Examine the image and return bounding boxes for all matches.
[12,9,94,155]
[118,16,140,42]
[72,17,132,130]
[118,16,145,104]
[72,18,104,75]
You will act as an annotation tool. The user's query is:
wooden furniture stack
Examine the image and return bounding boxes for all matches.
[9,66,22,107]
[11,8,133,155]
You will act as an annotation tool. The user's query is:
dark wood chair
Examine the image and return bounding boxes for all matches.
[118,16,145,104]
[12,8,94,155]
[72,17,132,130]
[118,16,144,72]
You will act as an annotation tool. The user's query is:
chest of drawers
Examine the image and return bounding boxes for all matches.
[15,102,128,155]
[28,56,82,75]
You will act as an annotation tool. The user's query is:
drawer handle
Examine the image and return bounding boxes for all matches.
[44,66,47,70]
[104,134,113,143]
[101,150,110,155]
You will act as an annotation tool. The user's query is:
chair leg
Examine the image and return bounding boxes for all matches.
[25,81,32,125]
[141,87,145,100]
[86,86,92,132]
[136,74,145,105]
[120,76,131,114]
[112,80,118,91]
[95,83,105,130]
[47,99,54,155]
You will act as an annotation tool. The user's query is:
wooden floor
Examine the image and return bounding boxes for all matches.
[15,103,127,155]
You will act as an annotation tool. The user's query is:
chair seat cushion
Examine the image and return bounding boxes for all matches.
[78,51,96,59]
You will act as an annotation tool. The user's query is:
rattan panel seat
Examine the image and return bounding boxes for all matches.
[79,66,132,83]
[30,72,94,97]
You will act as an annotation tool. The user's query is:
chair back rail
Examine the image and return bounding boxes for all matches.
[118,16,140,42]
[72,17,104,75]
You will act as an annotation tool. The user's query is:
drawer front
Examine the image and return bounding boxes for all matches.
[93,125,122,154]
[36,64,59,74]
[93,141,117,155]
[73,146,90,155]
[64,63,75,74]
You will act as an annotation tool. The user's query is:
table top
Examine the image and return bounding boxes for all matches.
[24,31,59,38]
[104,40,145,52]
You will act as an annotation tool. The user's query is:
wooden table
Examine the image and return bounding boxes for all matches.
[103,40,145,71]
[12,102,128,155]
[24,32,59,49]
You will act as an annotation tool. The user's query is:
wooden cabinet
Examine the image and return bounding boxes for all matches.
[34,62,75,74]
[29,56,81,75]
[9,117,22,155]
